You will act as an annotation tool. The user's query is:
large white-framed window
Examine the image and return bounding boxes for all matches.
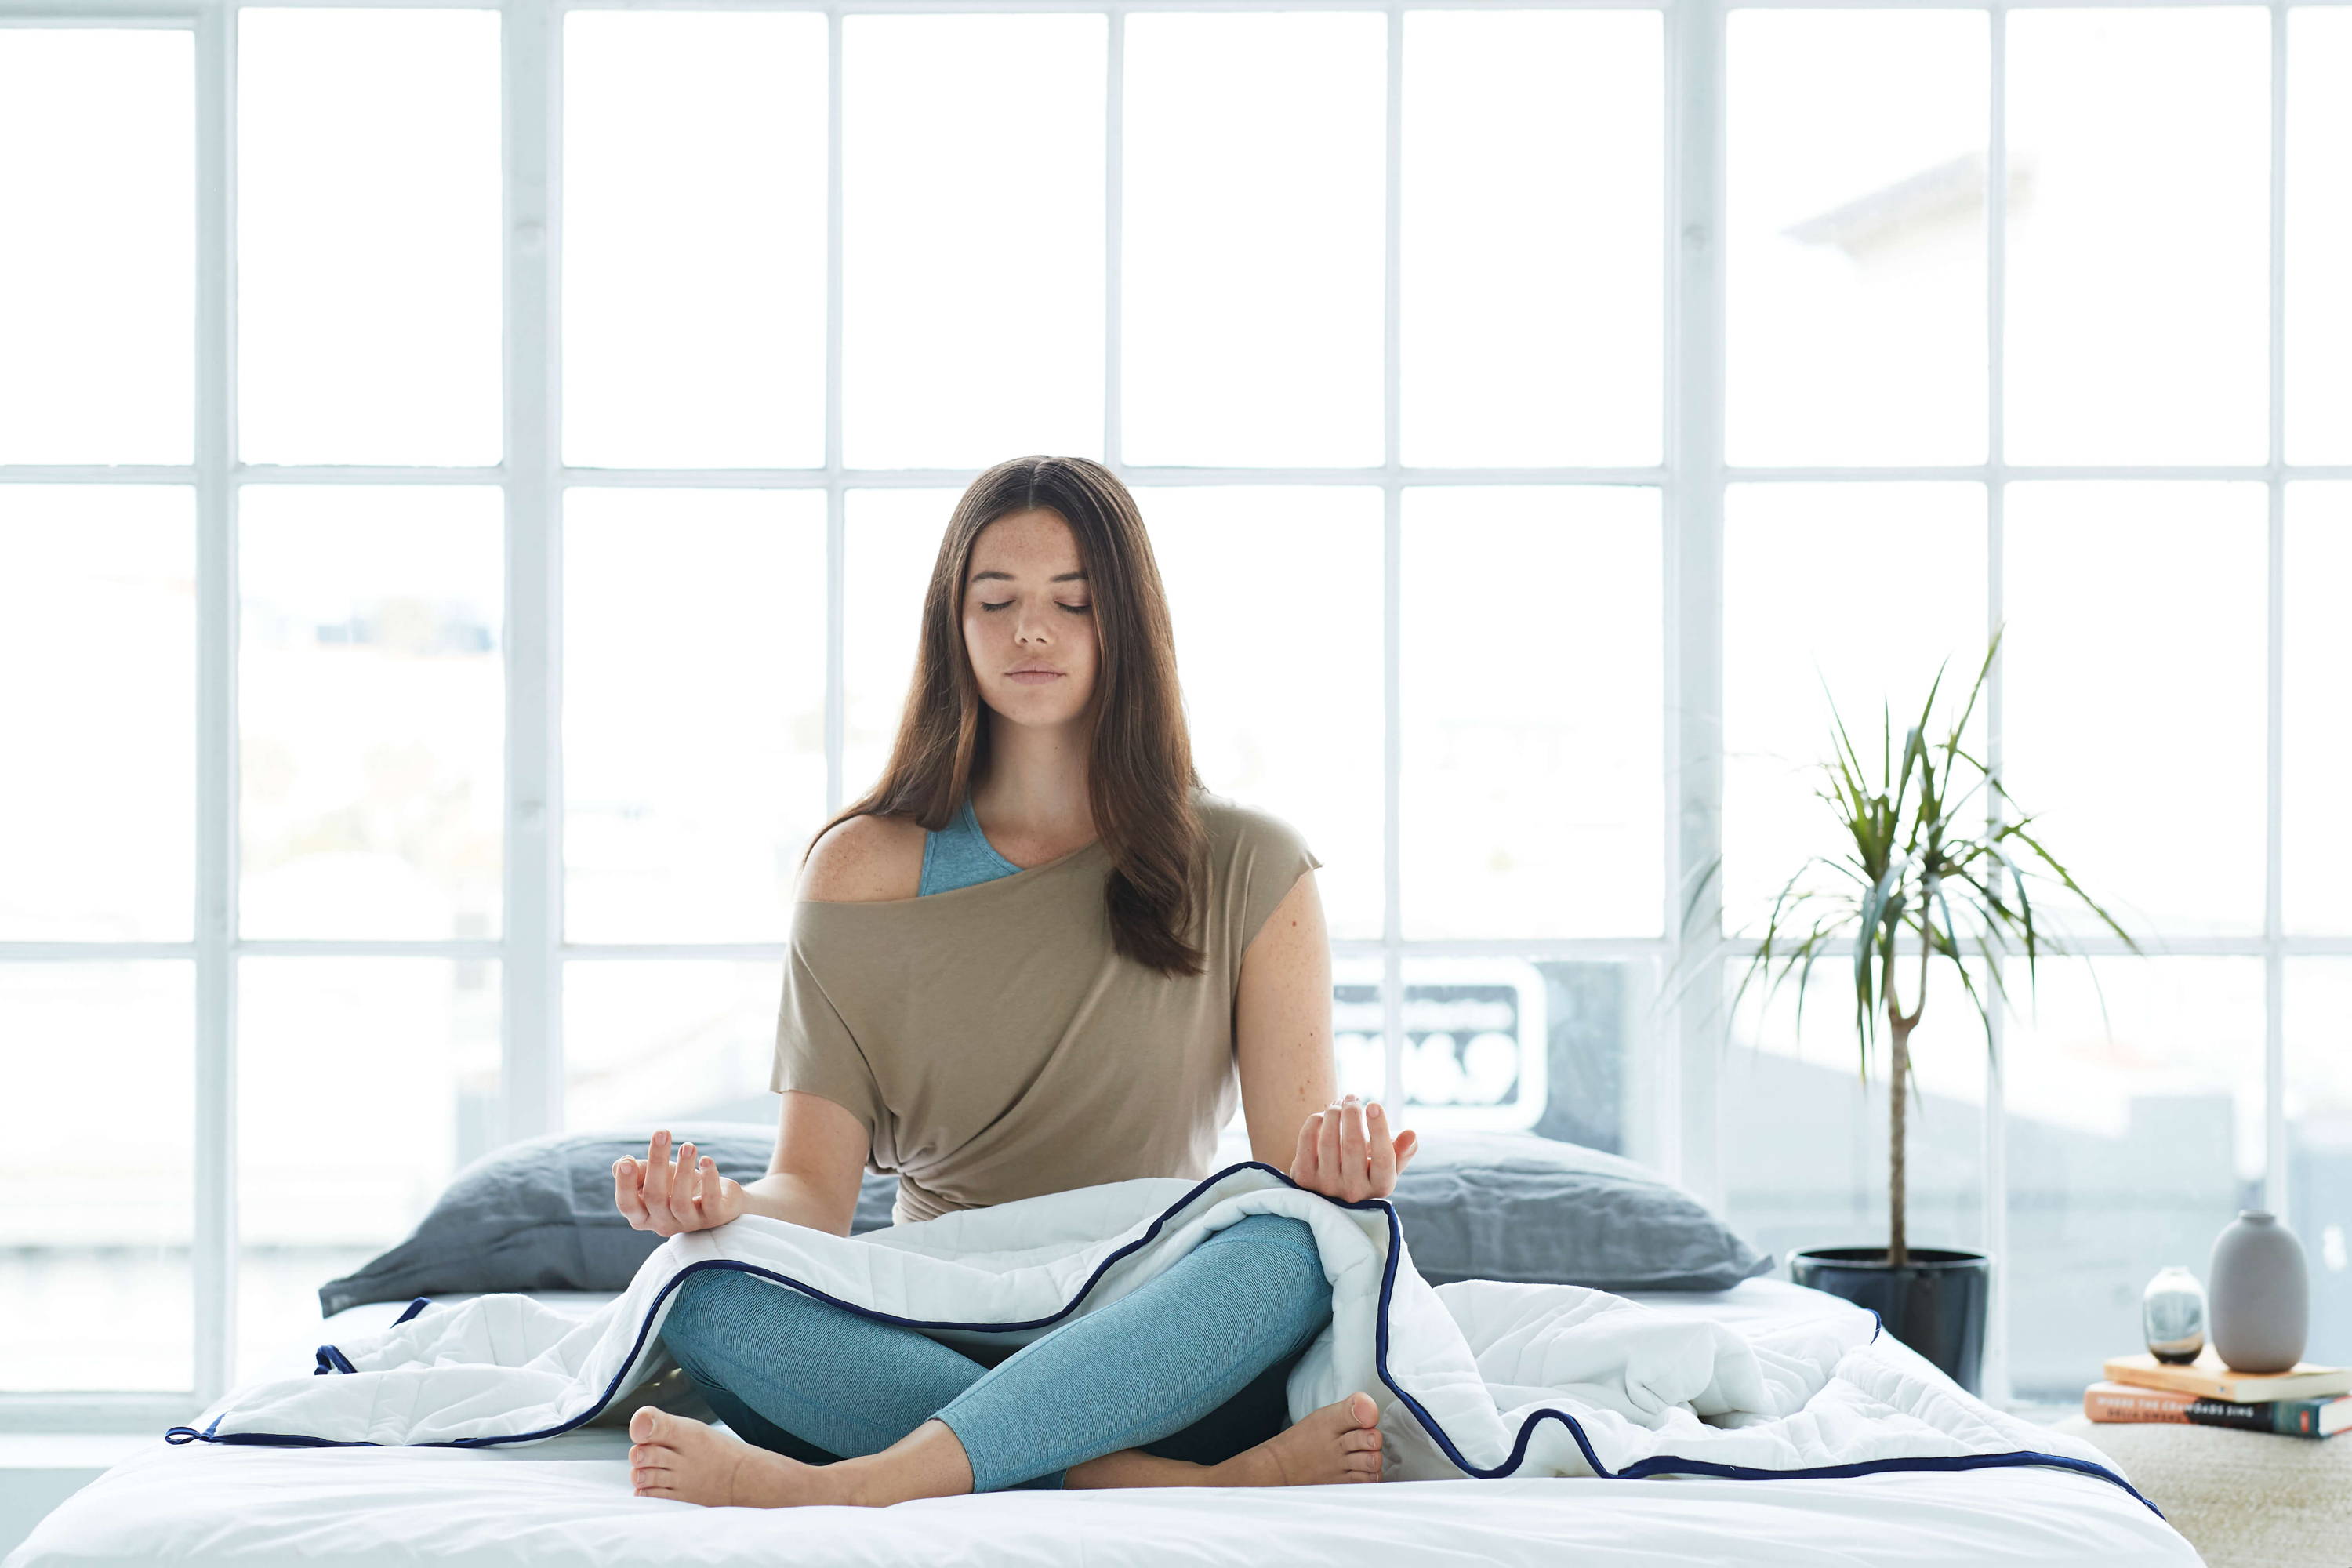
[3,0,2346,1426]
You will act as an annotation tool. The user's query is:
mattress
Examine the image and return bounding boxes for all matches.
[5,1280,2198,1568]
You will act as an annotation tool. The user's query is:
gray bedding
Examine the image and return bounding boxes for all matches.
[320,1123,1769,1315]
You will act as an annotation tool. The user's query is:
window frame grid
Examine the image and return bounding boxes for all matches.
[0,0,2346,1429]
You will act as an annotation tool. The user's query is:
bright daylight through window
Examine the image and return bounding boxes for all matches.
[2,0,2347,1420]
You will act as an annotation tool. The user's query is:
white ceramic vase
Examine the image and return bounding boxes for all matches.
[2207,1210,2308,1374]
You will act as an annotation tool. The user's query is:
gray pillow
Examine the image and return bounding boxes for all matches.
[321,1123,1768,1316]
[1368,1129,1774,1292]
[318,1123,897,1316]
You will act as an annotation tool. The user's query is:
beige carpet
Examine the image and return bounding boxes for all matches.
[2050,1414,2349,1566]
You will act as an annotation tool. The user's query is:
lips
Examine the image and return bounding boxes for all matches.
[1006,669,1063,684]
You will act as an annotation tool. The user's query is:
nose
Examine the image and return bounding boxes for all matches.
[1014,604,1052,648]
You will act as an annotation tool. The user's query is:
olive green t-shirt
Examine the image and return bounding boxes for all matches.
[768,791,1322,1225]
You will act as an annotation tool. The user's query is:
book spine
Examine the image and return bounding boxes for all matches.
[2190,1399,2332,1437]
[2086,1386,2192,1423]
[2089,1389,2330,1437]
[2098,1392,2333,1439]
[2181,1399,2276,1434]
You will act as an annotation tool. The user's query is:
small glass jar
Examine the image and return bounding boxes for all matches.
[2142,1265,2208,1365]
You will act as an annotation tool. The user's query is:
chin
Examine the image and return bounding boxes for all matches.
[988,684,1091,728]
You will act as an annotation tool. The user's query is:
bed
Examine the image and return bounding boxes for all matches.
[6,1279,2198,1567]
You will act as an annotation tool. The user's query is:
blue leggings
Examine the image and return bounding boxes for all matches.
[655,1212,1333,1494]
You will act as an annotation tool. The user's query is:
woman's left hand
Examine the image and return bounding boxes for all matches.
[1290,1094,1418,1203]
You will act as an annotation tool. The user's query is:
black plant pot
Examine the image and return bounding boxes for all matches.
[1789,1247,1991,1396]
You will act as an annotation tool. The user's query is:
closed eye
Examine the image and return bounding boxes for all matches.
[980,601,1091,614]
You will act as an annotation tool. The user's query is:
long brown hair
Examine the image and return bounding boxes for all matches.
[804,456,1209,978]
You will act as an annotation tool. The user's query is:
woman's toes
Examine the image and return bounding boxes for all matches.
[622,1409,764,1506]
[1345,1392,1379,1428]
[1342,1427,1381,1452]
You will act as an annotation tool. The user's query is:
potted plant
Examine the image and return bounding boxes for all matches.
[1695,629,2136,1395]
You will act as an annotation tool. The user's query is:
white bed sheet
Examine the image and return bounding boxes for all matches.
[6,1280,2198,1568]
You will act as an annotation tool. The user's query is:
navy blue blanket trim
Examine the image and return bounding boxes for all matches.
[309,1301,428,1375]
[154,1160,2163,1519]
[1356,1185,2159,1520]
[163,1416,224,1446]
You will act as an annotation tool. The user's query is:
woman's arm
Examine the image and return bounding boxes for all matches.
[1233,869,1417,1201]
[613,1091,869,1239]
[615,816,903,1240]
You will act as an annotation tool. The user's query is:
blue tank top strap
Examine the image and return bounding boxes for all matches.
[918,797,1025,895]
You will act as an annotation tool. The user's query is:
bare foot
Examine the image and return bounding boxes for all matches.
[1214,1392,1384,1487]
[628,1406,846,1507]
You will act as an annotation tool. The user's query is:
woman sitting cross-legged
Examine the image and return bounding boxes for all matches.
[611,454,1417,1508]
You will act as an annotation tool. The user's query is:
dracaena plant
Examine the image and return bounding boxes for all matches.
[1689,627,2138,1269]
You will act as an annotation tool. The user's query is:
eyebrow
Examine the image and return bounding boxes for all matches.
[968,569,1088,584]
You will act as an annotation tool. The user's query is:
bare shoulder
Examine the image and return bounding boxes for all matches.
[799,813,925,903]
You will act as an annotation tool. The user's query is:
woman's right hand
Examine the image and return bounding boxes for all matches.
[613,1129,745,1236]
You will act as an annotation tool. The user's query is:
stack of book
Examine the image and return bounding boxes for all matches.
[2085,1351,2352,1439]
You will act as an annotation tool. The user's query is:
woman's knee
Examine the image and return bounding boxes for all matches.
[1217,1211,1321,1260]
[658,1267,768,1363]
[1206,1214,1331,1312]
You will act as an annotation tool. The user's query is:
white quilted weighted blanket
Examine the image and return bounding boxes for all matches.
[163,1163,2155,1516]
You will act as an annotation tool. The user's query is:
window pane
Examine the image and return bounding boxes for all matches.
[2287,958,2352,1368]
[2005,9,2269,464]
[2287,9,2352,463]
[1723,483,1986,937]
[565,960,781,1132]
[1143,487,1382,941]
[2004,482,2267,938]
[1402,11,1661,467]
[842,489,956,802]
[1328,957,1390,1106]
[1720,958,1987,1280]
[237,957,497,1385]
[1530,961,1641,1156]
[2286,483,2352,935]
[565,490,827,943]
[844,15,1104,470]
[1402,487,1662,938]
[1,964,193,1392]
[563,12,826,470]
[1406,960,1548,1132]
[1240,964,1645,1152]
[1236,962,1638,1145]
[2005,957,2263,1399]
[0,28,191,465]
[0,488,194,942]
[1122,13,1383,467]
[239,486,504,940]
[238,9,501,466]
[1726,9,1987,466]
[1398,956,1632,1140]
